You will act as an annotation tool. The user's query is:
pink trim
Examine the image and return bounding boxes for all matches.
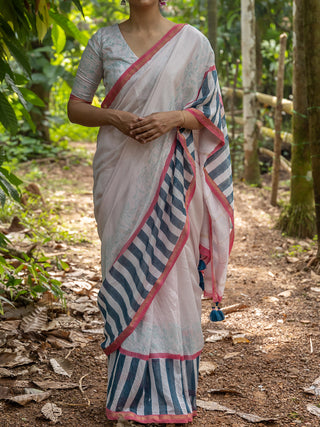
[119,347,202,361]
[69,94,91,104]
[106,408,197,424]
[204,169,234,249]
[185,65,217,109]
[199,244,211,265]
[187,108,225,154]
[101,24,186,109]
[104,134,197,356]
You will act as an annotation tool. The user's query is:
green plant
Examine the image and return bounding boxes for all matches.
[0,147,68,314]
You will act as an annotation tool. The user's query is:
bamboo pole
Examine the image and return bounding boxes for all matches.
[225,114,293,144]
[222,87,293,115]
[259,147,291,173]
[271,33,288,206]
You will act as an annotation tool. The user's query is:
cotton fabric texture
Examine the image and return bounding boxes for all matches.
[70,23,234,424]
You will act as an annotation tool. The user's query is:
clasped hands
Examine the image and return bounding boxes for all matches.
[117,110,184,144]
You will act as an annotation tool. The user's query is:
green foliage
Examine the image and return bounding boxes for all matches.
[0,0,86,135]
[0,251,66,315]
[0,146,22,207]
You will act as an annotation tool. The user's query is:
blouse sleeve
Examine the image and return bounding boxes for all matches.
[71,30,103,103]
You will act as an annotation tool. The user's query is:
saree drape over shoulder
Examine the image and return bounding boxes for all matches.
[71,23,233,424]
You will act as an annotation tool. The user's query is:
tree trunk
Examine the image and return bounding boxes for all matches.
[278,0,315,238]
[241,0,260,185]
[207,0,218,68]
[271,33,287,206]
[305,0,320,259]
[29,83,51,143]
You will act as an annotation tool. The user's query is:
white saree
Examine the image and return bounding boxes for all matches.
[71,23,233,424]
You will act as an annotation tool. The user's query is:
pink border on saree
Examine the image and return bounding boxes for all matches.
[106,408,197,424]
[101,24,186,109]
[119,347,202,361]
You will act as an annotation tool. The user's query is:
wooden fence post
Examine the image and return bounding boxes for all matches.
[271,33,288,206]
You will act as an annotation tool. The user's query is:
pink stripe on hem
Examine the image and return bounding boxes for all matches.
[101,24,186,109]
[119,347,202,361]
[106,408,197,424]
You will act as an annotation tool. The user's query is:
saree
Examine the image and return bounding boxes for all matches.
[71,23,233,424]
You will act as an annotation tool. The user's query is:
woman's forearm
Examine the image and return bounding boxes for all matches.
[67,99,120,127]
[180,110,203,130]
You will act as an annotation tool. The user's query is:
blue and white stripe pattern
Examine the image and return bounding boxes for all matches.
[107,350,199,418]
[186,66,233,209]
[97,140,194,353]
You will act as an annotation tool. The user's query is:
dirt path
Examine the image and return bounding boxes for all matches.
[1,143,320,426]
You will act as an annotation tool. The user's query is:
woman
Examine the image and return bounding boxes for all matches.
[68,0,234,424]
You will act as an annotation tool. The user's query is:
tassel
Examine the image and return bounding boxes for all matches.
[210,302,225,322]
[198,259,206,291]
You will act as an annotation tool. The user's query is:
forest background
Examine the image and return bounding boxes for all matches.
[0,0,319,358]
[1,1,320,425]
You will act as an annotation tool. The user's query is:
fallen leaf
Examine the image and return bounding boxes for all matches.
[0,368,14,378]
[199,361,217,377]
[263,296,279,303]
[33,380,78,390]
[46,335,75,349]
[208,388,243,396]
[81,328,104,334]
[311,270,320,282]
[20,306,48,333]
[223,352,241,360]
[0,386,10,399]
[0,320,21,331]
[237,411,277,423]
[307,404,320,417]
[41,402,62,423]
[205,330,230,343]
[0,352,33,368]
[50,358,73,377]
[68,302,99,315]
[197,399,277,423]
[1,305,35,320]
[286,256,299,263]
[24,387,44,394]
[304,376,320,396]
[7,216,25,232]
[8,390,51,406]
[45,316,82,331]
[197,399,235,414]
[278,290,292,298]
[69,330,90,346]
[311,287,320,293]
[232,334,250,344]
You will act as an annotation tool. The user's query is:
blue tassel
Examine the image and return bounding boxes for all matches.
[210,302,225,322]
[198,259,206,291]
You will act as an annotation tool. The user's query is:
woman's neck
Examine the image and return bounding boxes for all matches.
[127,4,165,33]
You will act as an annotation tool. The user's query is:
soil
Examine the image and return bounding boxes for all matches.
[1,142,320,427]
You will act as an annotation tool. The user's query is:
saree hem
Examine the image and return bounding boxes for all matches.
[106,408,197,424]
[117,347,202,361]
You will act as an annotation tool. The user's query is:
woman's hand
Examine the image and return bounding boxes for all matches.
[104,109,140,139]
[129,111,183,144]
